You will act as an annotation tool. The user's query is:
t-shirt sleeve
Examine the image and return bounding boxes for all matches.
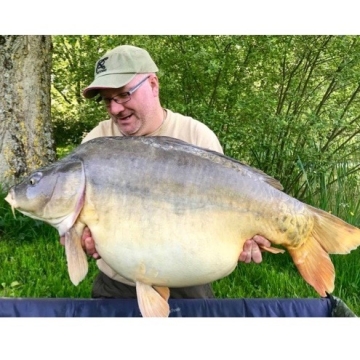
[81,120,117,144]
[193,122,224,154]
[82,127,102,143]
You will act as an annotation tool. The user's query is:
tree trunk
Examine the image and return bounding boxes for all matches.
[0,35,55,189]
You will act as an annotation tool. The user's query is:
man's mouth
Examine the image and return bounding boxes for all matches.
[118,114,132,122]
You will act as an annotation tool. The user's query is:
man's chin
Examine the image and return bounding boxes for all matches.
[118,124,141,136]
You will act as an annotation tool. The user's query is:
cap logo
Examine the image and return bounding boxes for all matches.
[96,57,109,74]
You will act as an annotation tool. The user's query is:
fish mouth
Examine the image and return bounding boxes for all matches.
[5,190,17,217]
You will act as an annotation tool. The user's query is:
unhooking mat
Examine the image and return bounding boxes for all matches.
[0,294,355,317]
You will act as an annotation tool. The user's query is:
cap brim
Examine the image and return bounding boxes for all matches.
[82,73,137,98]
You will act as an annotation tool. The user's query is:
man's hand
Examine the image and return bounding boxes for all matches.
[59,226,101,260]
[238,235,271,264]
[81,226,101,259]
[60,229,270,264]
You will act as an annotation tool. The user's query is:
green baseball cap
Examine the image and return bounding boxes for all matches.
[82,45,159,99]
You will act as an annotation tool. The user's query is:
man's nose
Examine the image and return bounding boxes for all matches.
[108,100,126,115]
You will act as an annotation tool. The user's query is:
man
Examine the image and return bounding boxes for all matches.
[61,44,271,299]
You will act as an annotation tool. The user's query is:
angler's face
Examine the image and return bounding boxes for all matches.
[99,74,160,136]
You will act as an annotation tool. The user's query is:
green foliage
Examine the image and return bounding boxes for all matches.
[51,35,360,201]
[296,159,360,224]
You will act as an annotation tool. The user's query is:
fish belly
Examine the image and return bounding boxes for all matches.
[83,198,250,288]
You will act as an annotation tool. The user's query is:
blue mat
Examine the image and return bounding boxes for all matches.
[0,296,354,317]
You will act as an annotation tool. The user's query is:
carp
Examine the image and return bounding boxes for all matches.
[5,136,360,317]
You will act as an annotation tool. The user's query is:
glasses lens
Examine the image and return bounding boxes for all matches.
[114,93,130,104]
[101,93,130,106]
[97,76,149,105]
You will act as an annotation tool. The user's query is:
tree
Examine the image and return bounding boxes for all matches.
[0,35,55,188]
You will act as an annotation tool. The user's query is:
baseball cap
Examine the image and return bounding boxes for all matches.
[82,45,159,99]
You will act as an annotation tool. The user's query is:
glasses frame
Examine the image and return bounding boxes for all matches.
[96,75,151,105]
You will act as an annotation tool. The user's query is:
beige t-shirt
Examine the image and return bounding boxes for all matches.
[82,109,224,154]
[82,108,224,283]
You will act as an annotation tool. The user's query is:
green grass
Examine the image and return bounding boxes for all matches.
[0,199,98,298]
[213,249,360,314]
[1,158,360,316]
[0,232,98,298]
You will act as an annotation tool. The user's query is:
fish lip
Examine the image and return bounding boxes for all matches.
[4,189,16,207]
[4,189,17,217]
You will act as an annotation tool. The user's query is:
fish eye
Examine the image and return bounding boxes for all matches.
[28,172,43,186]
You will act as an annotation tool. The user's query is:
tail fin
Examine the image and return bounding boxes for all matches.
[288,239,335,297]
[288,205,360,297]
[309,205,360,253]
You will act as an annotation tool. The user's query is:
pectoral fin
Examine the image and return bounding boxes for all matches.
[64,224,88,286]
[136,281,170,317]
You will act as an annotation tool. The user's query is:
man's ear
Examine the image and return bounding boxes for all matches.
[149,75,159,96]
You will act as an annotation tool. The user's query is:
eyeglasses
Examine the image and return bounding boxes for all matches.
[96,75,150,106]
